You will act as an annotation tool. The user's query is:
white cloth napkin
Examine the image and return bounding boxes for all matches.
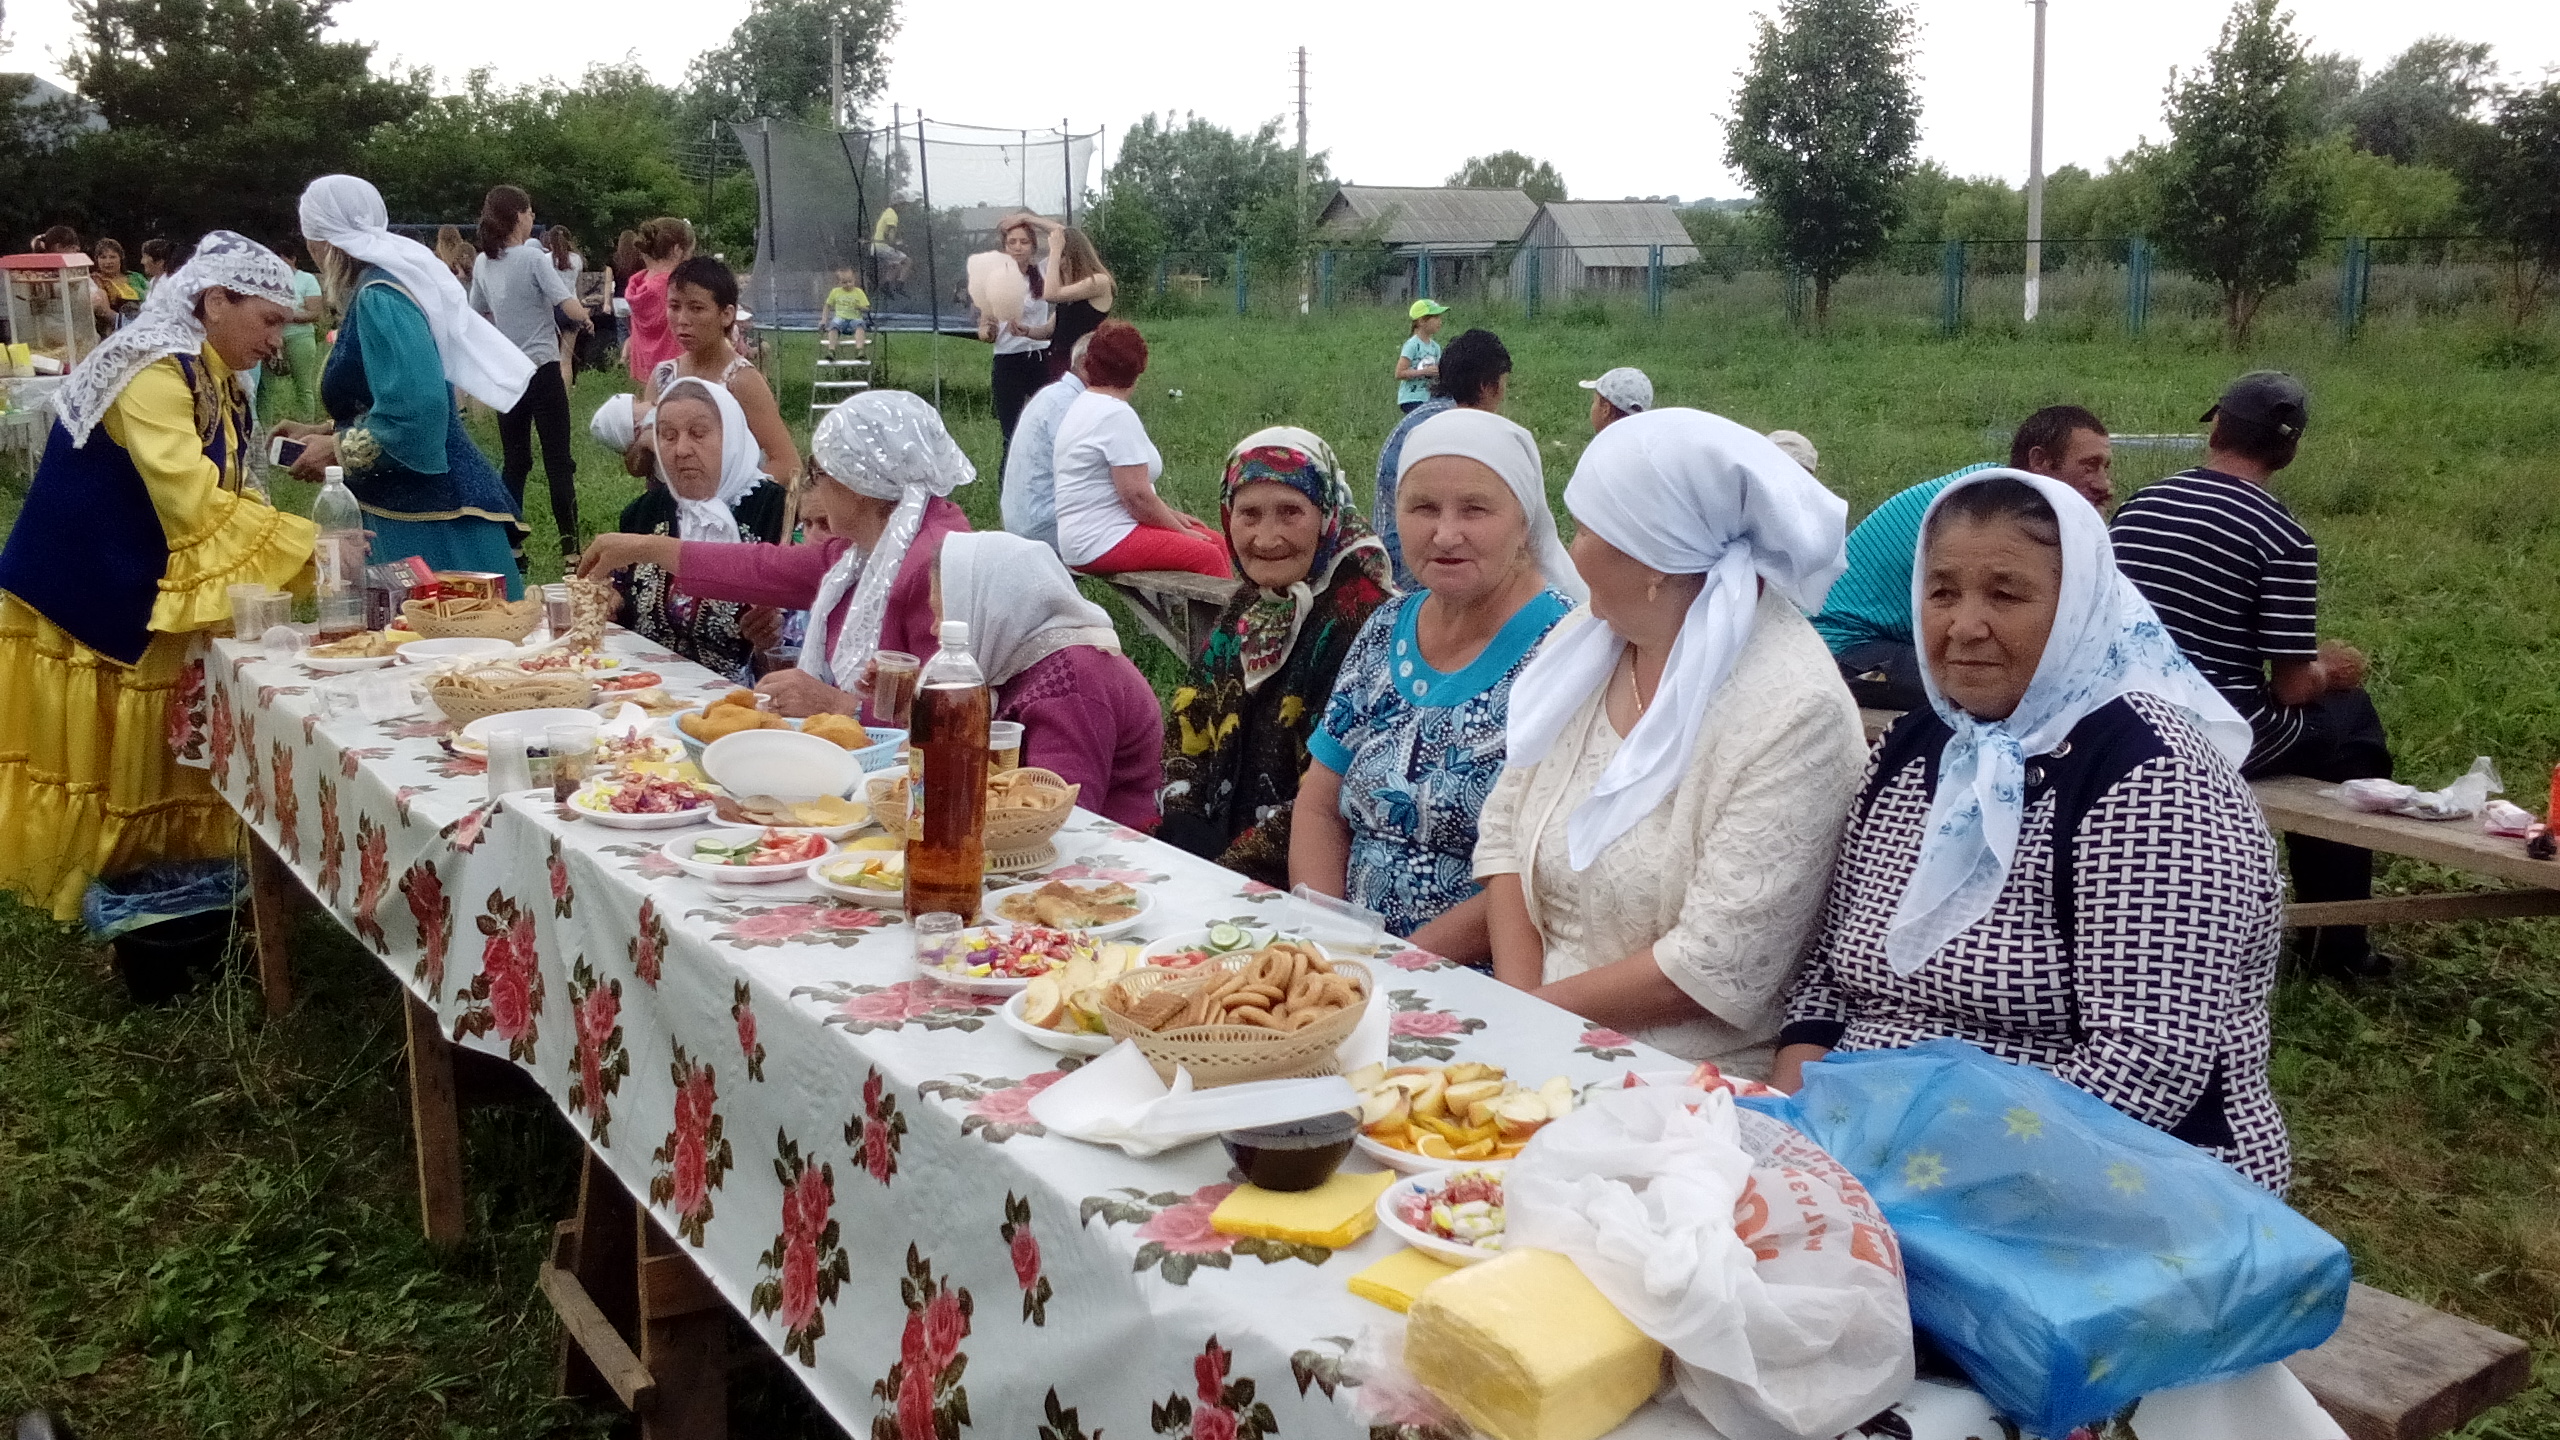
[1026,1043,1360,1157]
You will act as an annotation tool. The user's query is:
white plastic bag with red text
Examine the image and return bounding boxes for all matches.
[1505,1084,1913,1440]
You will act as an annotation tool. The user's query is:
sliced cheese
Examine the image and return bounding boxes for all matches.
[1347,1247,1461,1313]
[1407,1248,1665,1440]
[1208,1170,1396,1249]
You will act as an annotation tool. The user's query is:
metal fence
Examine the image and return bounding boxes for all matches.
[1123,236,2524,339]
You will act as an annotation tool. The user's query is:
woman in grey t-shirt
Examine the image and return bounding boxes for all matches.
[467,184,588,560]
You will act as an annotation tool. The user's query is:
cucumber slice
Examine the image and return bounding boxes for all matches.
[1205,922,1248,951]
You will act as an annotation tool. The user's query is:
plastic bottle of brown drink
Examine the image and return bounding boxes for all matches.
[904,620,991,919]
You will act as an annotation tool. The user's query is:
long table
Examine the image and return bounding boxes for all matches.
[190,631,1687,1438]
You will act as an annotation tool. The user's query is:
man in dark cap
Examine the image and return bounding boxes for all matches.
[2111,371,2393,981]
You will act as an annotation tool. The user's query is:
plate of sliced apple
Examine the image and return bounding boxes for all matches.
[1346,1061,1578,1173]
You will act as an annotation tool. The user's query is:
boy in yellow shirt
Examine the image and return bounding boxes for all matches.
[822,266,869,357]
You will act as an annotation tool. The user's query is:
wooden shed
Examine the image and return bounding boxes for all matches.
[1519,201,1700,295]
[1316,185,1540,301]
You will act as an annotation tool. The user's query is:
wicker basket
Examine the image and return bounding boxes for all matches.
[402,596,544,642]
[1100,957,1371,1087]
[428,676,597,727]
[866,766,1078,853]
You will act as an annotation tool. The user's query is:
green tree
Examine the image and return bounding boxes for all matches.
[2459,80,2560,325]
[2325,36,2495,167]
[1102,112,1314,260]
[2151,0,2327,343]
[57,0,420,243]
[1446,151,1566,203]
[1723,0,1921,323]
[685,0,897,126]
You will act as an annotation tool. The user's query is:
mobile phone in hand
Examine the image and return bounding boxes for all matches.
[268,434,306,468]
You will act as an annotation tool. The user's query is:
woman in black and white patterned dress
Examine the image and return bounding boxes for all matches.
[1773,471,2292,1193]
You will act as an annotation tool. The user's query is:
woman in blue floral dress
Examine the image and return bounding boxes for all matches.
[1291,409,1583,968]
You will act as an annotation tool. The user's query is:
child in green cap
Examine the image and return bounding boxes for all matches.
[1396,299,1447,413]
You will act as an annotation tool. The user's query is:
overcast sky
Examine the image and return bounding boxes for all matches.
[7,0,2556,200]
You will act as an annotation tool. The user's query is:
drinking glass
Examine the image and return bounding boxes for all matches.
[869,650,921,728]
[544,723,597,802]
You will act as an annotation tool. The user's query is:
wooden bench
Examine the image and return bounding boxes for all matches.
[1096,570,1241,661]
[2286,1283,2533,1440]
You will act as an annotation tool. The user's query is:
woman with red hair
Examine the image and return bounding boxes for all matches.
[1047,319,1229,578]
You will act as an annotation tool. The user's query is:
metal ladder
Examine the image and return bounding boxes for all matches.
[809,345,872,422]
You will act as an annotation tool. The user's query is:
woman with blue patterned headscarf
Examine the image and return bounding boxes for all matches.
[1158,427,1395,886]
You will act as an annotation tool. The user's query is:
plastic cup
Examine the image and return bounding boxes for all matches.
[542,583,574,638]
[354,670,412,722]
[912,911,964,973]
[870,650,920,728]
[228,584,271,641]
[545,723,597,802]
[987,720,1023,773]
[754,645,802,679]
[485,727,530,797]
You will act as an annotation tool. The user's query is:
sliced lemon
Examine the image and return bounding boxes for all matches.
[1414,1133,1458,1161]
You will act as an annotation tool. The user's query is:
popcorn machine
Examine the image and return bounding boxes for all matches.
[3,253,99,373]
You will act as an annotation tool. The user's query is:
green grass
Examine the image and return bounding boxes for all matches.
[6,304,2560,1435]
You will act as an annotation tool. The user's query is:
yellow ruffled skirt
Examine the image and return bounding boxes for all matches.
[0,597,235,922]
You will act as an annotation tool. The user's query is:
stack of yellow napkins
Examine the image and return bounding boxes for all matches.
[1209,1169,1396,1248]
[1347,1248,1461,1312]
[1407,1249,1666,1440]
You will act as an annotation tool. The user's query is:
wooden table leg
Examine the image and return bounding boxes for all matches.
[641,1215,728,1439]
[541,1149,728,1438]
[245,833,297,1017]
[404,993,466,1247]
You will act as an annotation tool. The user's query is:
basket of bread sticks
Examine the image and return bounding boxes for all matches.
[1099,938,1371,1086]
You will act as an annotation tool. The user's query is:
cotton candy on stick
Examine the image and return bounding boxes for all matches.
[967,251,1028,327]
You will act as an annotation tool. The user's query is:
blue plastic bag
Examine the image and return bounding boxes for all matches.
[1738,1040,2349,1437]
[81,859,244,943]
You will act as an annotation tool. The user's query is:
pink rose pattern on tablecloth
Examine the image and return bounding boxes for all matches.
[400,859,452,998]
[599,841,684,880]
[1080,1183,1334,1285]
[916,1069,1071,1143]
[207,696,235,788]
[1386,989,1486,1061]
[384,718,446,741]
[1288,1337,1466,1440]
[270,742,300,862]
[1384,947,1453,973]
[733,980,766,1081]
[438,800,496,851]
[750,1130,851,1366]
[394,785,432,824]
[649,1042,734,1247]
[339,746,390,779]
[1153,1336,1276,1440]
[167,657,207,763]
[1041,853,1168,886]
[1232,879,1281,904]
[351,814,390,952]
[688,900,890,951]
[1576,1026,1637,1062]
[315,775,344,904]
[867,1244,973,1440]
[452,889,545,1064]
[794,980,996,1036]
[425,751,486,782]
[842,1068,908,1186]
[565,957,629,1144]
[548,835,576,918]
[628,897,669,986]
[254,683,307,710]
[1000,1191,1053,1326]
[239,727,264,823]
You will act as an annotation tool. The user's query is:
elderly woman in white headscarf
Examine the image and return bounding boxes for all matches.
[0,232,315,923]
[576,378,789,682]
[282,174,535,592]
[1290,407,1582,968]
[579,389,972,716]
[1774,470,2292,1192]
[1477,408,1865,1074]
[932,532,1164,829]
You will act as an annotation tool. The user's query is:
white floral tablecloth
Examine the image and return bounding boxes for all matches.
[180,630,1693,1440]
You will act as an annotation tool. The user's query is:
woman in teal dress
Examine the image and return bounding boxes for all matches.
[282,175,533,593]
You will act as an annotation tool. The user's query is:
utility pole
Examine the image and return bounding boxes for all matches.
[829,18,845,130]
[1295,46,1310,314]
[2023,0,2047,323]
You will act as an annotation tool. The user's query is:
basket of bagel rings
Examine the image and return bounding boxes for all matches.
[1100,938,1371,1086]
[871,765,1079,854]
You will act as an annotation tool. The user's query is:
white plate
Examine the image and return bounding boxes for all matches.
[1375,1167,1509,1266]
[808,854,907,907]
[1353,1132,1474,1176]
[981,880,1154,940]
[454,708,603,756]
[398,637,518,666]
[1138,924,1279,971]
[303,653,399,673]
[659,833,835,883]
[919,924,1097,996]
[701,727,862,800]
[999,989,1117,1055]
[566,781,718,829]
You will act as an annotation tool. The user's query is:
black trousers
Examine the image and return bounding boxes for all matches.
[498,362,578,555]
[990,349,1050,462]
[1835,640,1931,714]
[2248,688,2394,967]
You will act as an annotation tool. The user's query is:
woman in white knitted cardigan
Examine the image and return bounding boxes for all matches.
[1475,409,1866,1078]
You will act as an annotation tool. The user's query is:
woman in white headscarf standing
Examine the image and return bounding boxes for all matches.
[1773,470,2291,1192]
[0,232,315,921]
[931,532,1164,830]
[577,388,972,717]
[590,378,788,682]
[281,174,533,595]
[1290,407,1581,968]
[1477,408,1865,1075]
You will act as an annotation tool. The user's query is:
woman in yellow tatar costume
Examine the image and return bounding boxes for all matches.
[0,231,315,919]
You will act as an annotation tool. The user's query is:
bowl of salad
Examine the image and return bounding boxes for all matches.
[1375,1165,1508,1267]
[1137,922,1276,970]
[921,923,1099,995]
[660,828,833,883]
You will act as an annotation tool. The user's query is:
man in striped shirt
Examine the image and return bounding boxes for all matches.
[2110,371,2394,980]
[1812,404,2116,710]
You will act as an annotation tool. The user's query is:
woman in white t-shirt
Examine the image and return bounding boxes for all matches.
[1048,319,1229,578]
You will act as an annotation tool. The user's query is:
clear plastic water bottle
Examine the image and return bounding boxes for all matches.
[312,465,367,641]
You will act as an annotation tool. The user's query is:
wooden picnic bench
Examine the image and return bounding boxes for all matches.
[1096,569,1242,662]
